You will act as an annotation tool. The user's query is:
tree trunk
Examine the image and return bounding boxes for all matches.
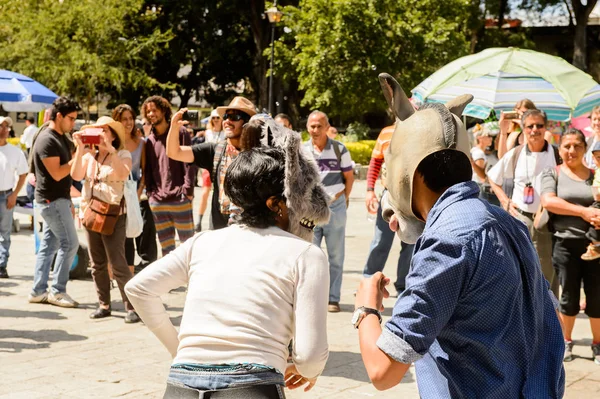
[497,0,507,28]
[571,0,598,71]
[247,0,269,111]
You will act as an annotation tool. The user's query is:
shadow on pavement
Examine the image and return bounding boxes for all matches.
[0,329,88,353]
[1,275,31,282]
[0,308,67,320]
[322,351,414,384]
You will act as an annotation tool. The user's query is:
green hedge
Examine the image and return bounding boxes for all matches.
[345,140,376,165]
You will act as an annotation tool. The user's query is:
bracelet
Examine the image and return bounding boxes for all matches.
[366,187,375,192]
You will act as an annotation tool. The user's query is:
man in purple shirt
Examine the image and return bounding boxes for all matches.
[142,96,196,256]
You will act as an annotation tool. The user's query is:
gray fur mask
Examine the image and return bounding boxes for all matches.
[252,115,330,241]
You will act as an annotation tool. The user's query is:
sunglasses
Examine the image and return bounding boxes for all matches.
[525,124,545,130]
[223,113,245,122]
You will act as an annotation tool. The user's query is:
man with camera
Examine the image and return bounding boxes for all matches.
[142,96,196,256]
[488,109,560,296]
[29,97,81,308]
[165,96,257,230]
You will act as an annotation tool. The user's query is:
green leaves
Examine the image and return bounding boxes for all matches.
[276,0,471,119]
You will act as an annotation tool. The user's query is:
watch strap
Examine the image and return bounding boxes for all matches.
[362,307,382,324]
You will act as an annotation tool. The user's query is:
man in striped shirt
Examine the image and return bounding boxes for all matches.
[304,111,354,313]
[364,125,414,296]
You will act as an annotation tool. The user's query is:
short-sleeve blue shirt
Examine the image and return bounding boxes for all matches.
[377,181,564,398]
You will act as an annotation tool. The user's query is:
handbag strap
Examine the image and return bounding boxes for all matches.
[90,152,111,199]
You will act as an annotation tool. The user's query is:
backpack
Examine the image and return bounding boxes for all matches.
[503,142,561,199]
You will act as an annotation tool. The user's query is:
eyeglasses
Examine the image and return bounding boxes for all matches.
[525,123,545,130]
[211,116,221,120]
[223,113,245,122]
[65,115,76,122]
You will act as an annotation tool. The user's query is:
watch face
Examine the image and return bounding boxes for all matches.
[351,309,360,325]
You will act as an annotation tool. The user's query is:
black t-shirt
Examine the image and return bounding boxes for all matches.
[191,142,230,230]
[32,128,74,203]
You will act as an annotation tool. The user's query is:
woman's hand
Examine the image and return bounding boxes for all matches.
[98,130,116,154]
[72,131,91,158]
[499,112,511,136]
[285,364,317,392]
[171,108,189,128]
[501,198,519,218]
[580,207,600,223]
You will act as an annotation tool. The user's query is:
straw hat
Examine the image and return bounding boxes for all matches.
[82,116,126,150]
[216,96,257,118]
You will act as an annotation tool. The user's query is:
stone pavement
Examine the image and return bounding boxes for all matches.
[1,180,599,398]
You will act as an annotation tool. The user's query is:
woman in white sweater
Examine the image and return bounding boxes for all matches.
[126,147,330,398]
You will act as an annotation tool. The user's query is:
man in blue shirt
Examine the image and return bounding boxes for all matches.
[353,74,564,397]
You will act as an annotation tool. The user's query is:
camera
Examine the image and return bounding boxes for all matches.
[81,127,103,145]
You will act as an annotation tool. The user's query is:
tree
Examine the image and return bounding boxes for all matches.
[275,0,471,120]
[0,0,171,115]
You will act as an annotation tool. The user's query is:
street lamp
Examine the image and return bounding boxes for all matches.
[266,3,283,115]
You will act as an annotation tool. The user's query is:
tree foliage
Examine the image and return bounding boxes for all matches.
[275,0,471,120]
[0,0,171,112]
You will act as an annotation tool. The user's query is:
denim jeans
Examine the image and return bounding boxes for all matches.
[164,363,285,399]
[313,194,347,303]
[32,198,79,295]
[362,199,414,293]
[0,190,14,270]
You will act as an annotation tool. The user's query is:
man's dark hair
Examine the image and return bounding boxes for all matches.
[141,96,172,121]
[50,97,80,121]
[275,113,292,125]
[416,149,472,194]
[26,116,35,123]
[521,109,547,126]
[224,147,285,228]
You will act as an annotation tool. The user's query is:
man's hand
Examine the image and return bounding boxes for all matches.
[366,190,378,214]
[6,192,17,210]
[500,198,519,218]
[285,364,317,392]
[172,108,189,128]
[355,272,390,312]
[186,195,193,201]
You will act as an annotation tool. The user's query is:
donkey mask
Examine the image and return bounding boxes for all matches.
[250,114,331,242]
[378,73,473,244]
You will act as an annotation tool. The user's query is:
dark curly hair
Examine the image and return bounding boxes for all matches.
[50,96,80,121]
[224,147,285,228]
[141,95,172,122]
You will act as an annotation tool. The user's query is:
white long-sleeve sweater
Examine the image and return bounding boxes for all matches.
[125,224,330,379]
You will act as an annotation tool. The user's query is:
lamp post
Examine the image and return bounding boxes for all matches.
[265,2,283,115]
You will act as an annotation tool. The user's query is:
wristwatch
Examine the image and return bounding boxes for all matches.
[351,306,382,329]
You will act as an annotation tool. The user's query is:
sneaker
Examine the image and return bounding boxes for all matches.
[48,292,79,308]
[28,291,49,304]
[124,310,141,324]
[0,268,8,279]
[328,302,341,313]
[592,343,600,365]
[564,341,574,362]
[89,307,112,319]
[581,244,600,260]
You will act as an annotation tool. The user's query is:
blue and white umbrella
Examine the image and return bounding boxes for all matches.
[411,48,600,121]
[0,69,58,112]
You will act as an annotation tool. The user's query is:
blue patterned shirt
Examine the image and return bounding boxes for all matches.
[377,181,564,398]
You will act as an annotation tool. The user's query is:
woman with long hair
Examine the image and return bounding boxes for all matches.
[112,104,157,272]
[541,128,600,364]
[71,117,140,323]
[126,121,332,397]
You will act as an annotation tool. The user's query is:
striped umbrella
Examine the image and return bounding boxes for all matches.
[411,47,600,121]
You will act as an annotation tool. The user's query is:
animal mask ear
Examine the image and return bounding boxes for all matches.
[444,94,473,118]
[378,73,415,121]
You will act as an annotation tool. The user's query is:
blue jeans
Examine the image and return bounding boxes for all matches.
[362,200,414,293]
[31,198,79,296]
[0,190,15,270]
[165,363,285,398]
[313,194,347,303]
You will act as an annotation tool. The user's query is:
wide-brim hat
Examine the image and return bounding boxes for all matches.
[216,96,257,118]
[82,116,127,150]
[0,116,13,127]
[210,109,220,118]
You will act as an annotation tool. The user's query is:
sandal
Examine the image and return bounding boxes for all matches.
[89,307,111,319]
[581,244,600,261]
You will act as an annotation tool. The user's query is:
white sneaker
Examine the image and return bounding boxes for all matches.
[48,292,79,308]
[28,292,49,304]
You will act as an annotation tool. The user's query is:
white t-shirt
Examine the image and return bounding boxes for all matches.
[470,147,486,184]
[0,143,28,191]
[487,144,557,213]
[20,124,37,149]
[205,129,225,143]
[125,224,330,379]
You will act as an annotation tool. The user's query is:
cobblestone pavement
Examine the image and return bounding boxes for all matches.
[1,181,599,398]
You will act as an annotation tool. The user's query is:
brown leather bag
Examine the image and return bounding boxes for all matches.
[82,153,123,235]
